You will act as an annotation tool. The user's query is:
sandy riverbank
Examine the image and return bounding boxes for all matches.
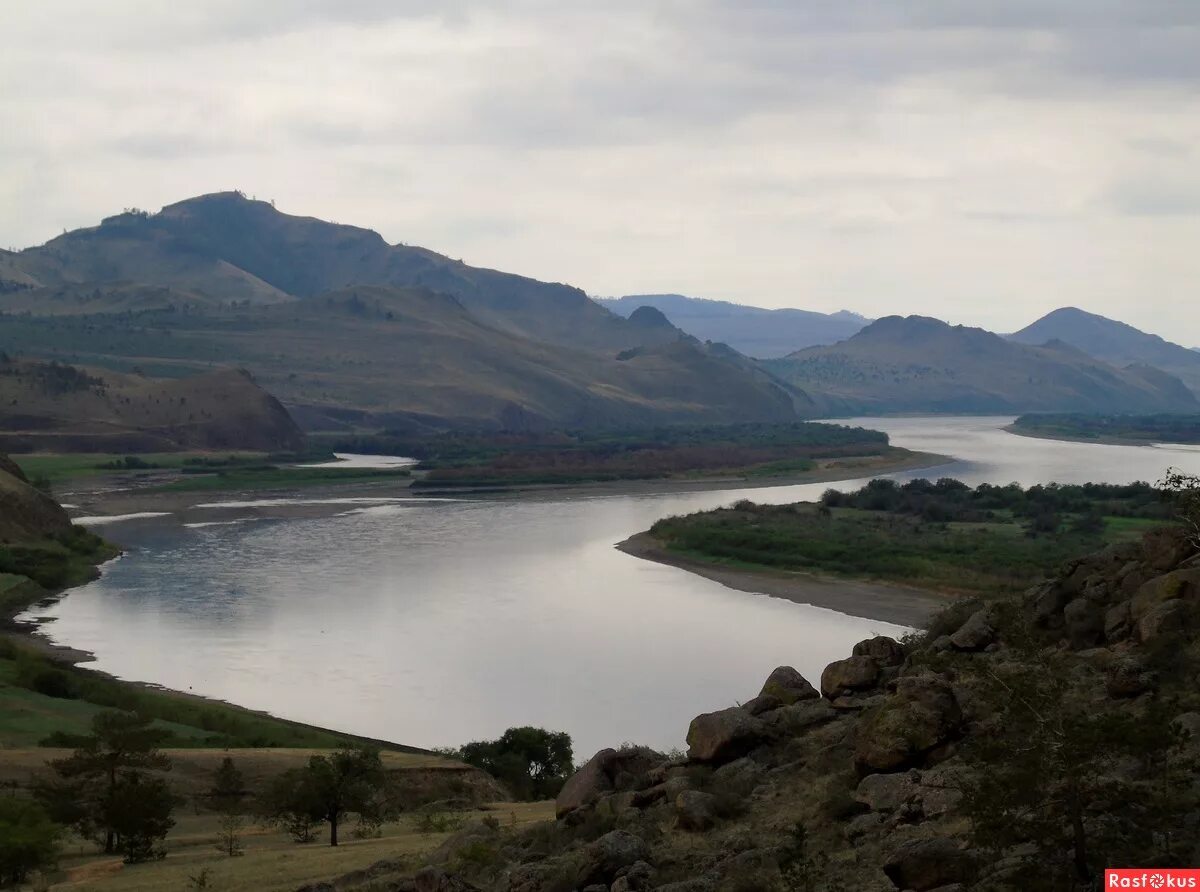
[616,531,954,628]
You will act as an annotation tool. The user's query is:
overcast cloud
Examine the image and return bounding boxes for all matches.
[2,1,1199,339]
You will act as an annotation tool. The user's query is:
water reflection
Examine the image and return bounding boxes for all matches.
[28,417,1200,754]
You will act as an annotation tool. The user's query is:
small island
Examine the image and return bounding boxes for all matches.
[621,478,1172,623]
[1008,412,1200,446]
[344,421,946,491]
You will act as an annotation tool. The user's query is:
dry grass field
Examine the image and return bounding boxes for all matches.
[1,747,550,892]
[47,801,555,892]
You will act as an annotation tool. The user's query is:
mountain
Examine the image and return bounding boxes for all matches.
[0,194,807,430]
[1010,307,1200,396]
[5,193,678,352]
[597,294,870,358]
[764,315,1200,414]
[0,359,305,452]
[0,452,71,542]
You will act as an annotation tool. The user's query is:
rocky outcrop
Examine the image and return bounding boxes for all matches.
[758,665,820,704]
[555,747,663,819]
[883,837,974,890]
[855,675,962,774]
[820,655,881,698]
[686,707,768,764]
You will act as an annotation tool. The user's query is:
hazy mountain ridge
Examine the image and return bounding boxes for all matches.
[597,293,870,357]
[1010,306,1200,396]
[764,315,1199,414]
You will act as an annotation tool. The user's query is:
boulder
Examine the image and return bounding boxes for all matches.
[610,861,655,892]
[1106,655,1154,698]
[852,636,906,666]
[820,655,881,699]
[1104,600,1132,642]
[759,666,820,704]
[674,790,718,831]
[686,706,769,764]
[855,772,918,812]
[414,868,481,892]
[855,676,962,774]
[556,747,663,819]
[742,694,783,716]
[949,609,995,651]
[1132,569,1200,621]
[765,698,837,736]
[1028,581,1068,628]
[1142,526,1196,572]
[582,831,649,884]
[1063,597,1104,649]
[1137,600,1189,643]
[882,837,974,890]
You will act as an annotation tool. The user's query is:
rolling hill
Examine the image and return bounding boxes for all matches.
[1010,306,1200,396]
[597,294,869,357]
[764,315,1200,415]
[0,194,810,431]
[0,359,305,452]
[0,452,71,542]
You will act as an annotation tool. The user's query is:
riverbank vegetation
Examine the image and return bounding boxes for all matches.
[324,421,905,488]
[647,478,1174,596]
[1011,412,1200,444]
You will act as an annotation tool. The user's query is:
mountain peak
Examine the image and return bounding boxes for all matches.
[1011,306,1200,395]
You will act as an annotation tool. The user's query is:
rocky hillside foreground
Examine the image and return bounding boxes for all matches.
[303,524,1200,892]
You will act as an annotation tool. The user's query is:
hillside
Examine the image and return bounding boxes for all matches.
[4,193,678,353]
[764,315,1200,414]
[598,294,869,358]
[1011,306,1200,396]
[0,452,71,542]
[0,195,811,430]
[0,359,305,452]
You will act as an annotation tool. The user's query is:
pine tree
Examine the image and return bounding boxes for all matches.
[35,711,172,855]
[207,757,248,857]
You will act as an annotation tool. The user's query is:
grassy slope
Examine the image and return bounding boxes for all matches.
[648,503,1159,597]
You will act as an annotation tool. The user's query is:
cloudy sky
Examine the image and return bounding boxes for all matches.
[3,2,1200,340]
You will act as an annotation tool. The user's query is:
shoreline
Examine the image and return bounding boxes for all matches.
[61,447,953,518]
[1003,423,1198,449]
[4,445,953,749]
[615,531,953,628]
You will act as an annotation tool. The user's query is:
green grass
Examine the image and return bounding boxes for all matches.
[0,640,418,751]
[12,452,270,484]
[649,504,1161,598]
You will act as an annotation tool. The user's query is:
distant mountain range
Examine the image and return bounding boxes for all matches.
[1009,306,1200,396]
[764,315,1198,415]
[0,193,805,431]
[596,294,869,358]
[3,193,1197,431]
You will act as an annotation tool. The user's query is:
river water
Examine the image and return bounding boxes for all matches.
[24,417,1200,755]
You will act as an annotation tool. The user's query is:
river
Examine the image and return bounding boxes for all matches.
[23,417,1200,755]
